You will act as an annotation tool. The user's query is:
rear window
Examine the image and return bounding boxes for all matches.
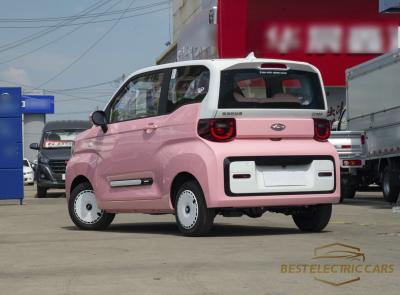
[218,69,325,109]
[42,129,84,149]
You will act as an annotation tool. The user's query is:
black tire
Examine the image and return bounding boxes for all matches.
[340,183,356,202]
[36,186,47,198]
[382,166,400,203]
[292,204,332,232]
[68,182,115,230]
[174,180,215,236]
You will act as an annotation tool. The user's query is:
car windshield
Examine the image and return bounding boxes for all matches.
[218,69,325,109]
[42,129,84,149]
[23,160,29,167]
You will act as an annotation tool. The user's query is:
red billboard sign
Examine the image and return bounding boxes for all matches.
[218,0,400,86]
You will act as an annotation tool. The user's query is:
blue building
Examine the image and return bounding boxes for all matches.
[0,87,54,203]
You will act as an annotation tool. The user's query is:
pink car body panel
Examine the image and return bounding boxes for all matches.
[66,102,340,213]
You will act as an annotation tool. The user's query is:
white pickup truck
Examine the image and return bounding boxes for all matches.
[329,110,366,200]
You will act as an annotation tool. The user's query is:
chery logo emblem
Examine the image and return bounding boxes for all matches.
[271,123,286,131]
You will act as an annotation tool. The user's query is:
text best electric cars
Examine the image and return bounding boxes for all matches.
[66,55,340,236]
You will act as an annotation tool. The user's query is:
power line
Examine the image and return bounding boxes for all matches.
[37,0,138,88]
[0,78,111,103]
[50,79,117,91]
[0,1,168,23]
[0,0,110,53]
[0,7,169,29]
[52,110,99,115]
[0,0,124,65]
[0,6,167,65]
[168,0,172,42]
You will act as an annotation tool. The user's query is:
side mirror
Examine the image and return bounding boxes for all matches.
[30,143,39,150]
[91,110,108,133]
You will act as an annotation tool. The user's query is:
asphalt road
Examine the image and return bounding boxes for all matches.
[0,185,399,295]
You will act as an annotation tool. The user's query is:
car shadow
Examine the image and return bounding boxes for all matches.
[33,191,65,199]
[341,192,393,209]
[63,222,328,237]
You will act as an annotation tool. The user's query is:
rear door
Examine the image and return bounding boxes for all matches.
[95,70,168,202]
[216,63,326,139]
[215,63,335,195]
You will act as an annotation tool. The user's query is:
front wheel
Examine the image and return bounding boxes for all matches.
[292,204,332,232]
[36,186,47,198]
[68,182,115,230]
[174,180,215,236]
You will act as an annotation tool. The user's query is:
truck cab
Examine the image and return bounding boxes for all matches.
[329,108,366,200]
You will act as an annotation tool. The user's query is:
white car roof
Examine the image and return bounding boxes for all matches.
[126,56,319,81]
[104,54,325,115]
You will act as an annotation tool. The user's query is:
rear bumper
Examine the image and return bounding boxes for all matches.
[207,194,339,208]
[24,176,34,184]
[198,139,341,208]
[224,155,336,196]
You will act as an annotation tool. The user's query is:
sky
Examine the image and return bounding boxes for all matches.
[0,0,171,120]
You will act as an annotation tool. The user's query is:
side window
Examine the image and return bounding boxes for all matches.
[167,66,210,113]
[109,72,164,123]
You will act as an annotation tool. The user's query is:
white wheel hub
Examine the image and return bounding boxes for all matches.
[177,190,199,229]
[74,190,103,224]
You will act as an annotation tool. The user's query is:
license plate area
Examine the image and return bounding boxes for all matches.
[262,165,309,187]
[225,156,335,196]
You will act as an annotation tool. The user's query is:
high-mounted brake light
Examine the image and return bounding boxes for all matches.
[260,63,288,69]
[198,118,236,142]
[313,119,331,142]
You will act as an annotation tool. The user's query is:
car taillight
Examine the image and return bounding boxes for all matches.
[313,119,331,142]
[343,160,362,166]
[197,118,236,142]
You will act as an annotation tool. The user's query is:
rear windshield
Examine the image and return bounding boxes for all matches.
[218,69,325,109]
[42,129,84,149]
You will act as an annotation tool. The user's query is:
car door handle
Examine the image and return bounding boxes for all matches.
[145,123,158,134]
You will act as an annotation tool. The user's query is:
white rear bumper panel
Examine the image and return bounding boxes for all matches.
[229,159,334,194]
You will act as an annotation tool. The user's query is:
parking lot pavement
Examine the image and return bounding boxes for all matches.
[0,186,398,295]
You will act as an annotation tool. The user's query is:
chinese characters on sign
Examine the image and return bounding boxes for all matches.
[265,23,398,54]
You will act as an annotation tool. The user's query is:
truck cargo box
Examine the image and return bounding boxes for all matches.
[347,49,400,160]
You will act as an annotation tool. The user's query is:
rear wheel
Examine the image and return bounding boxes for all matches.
[68,182,115,230]
[174,180,215,236]
[382,166,400,203]
[340,175,357,202]
[292,204,332,232]
[36,186,47,198]
[340,183,356,201]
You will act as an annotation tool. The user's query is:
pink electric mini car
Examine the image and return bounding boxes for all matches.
[66,56,340,236]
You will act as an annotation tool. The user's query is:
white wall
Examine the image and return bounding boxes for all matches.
[172,0,202,42]
[23,114,45,162]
